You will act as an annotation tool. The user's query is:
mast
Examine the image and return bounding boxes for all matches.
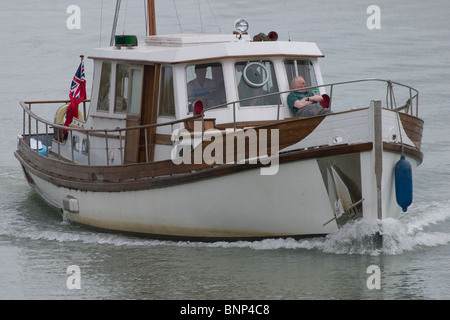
[111,0,155,47]
[148,0,156,36]
[110,0,121,46]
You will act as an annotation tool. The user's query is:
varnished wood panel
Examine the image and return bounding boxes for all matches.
[399,113,424,149]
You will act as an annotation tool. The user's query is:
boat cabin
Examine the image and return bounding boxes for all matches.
[68,32,325,165]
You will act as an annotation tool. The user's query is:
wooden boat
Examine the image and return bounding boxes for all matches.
[14,1,423,241]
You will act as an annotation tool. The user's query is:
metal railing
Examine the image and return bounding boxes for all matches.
[19,100,203,165]
[18,78,419,166]
[203,78,419,126]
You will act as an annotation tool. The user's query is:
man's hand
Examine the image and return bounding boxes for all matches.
[309,94,324,103]
[293,97,312,109]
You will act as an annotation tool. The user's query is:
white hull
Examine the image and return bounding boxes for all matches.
[22,148,418,240]
[26,159,340,239]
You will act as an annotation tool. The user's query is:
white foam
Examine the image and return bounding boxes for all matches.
[195,201,450,255]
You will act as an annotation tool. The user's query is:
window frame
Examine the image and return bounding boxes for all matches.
[114,63,130,114]
[96,61,112,113]
[158,65,176,118]
[127,66,144,116]
[284,59,318,93]
[234,60,280,108]
[185,62,227,113]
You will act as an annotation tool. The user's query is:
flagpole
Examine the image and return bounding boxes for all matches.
[80,55,86,121]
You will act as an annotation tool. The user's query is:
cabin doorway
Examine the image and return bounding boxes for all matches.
[124,64,160,164]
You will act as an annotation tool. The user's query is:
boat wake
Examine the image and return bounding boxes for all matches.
[203,200,450,255]
[266,201,450,255]
[183,200,450,255]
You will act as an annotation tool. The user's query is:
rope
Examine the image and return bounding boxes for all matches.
[206,0,221,33]
[172,0,183,33]
[389,80,405,154]
[144,0,148,36]
[198,0,204,33]
[99,0,103,46]
[122,0,129,35]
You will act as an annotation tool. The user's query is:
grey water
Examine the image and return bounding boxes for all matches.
[1,0,450,300]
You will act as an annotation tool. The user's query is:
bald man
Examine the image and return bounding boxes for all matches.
[287,76,331,117]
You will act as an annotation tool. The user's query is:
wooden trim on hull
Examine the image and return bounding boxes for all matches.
[383,142,423,165]
[16,141,374,192]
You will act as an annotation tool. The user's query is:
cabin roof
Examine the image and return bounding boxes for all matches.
[88,33,324,64]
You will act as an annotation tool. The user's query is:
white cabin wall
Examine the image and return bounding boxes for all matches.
[167,56,329,126]
[82,55,328,164]
[85,60,127,130]
[174,65,189,119]
[87,59,102,117]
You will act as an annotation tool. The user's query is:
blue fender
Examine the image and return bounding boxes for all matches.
[395,155,413,212]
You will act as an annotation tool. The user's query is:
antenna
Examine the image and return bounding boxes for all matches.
[283,0,292,41]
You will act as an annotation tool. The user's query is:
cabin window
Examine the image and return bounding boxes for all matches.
[114,63,130,114]
[72,135,80,152]
[82,138,89,155]
[158,66,175,117]
[97,61,111,112]
[285,59,318,92]
[235,61,279,107]
[127,67,143,115]
[186,63,226,113]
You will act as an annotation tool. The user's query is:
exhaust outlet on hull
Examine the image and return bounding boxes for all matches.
[63,195,79,214]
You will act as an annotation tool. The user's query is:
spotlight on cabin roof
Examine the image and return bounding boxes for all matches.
[234,19,249,36]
